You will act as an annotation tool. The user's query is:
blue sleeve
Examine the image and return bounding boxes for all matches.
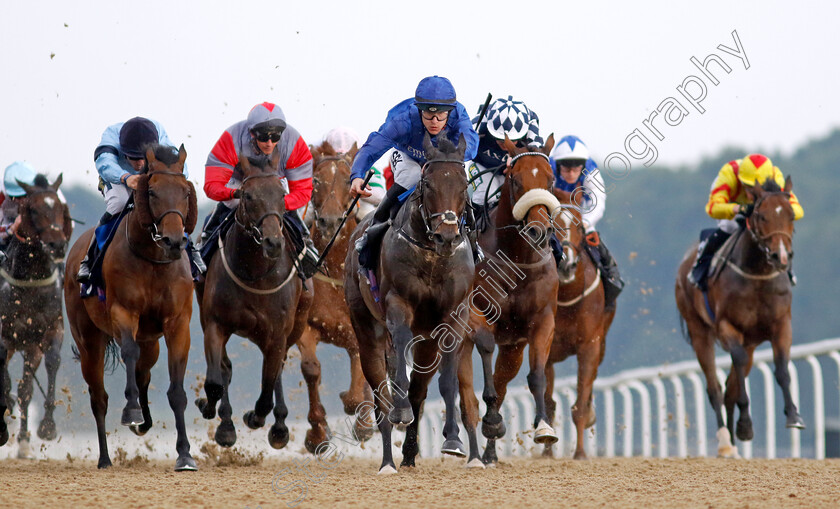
[153,121,189,178]
[95,124,127,185]
[452,103,479,161]
[350,116,409,181]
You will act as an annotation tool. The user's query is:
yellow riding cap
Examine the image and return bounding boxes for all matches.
[705,154,803,220]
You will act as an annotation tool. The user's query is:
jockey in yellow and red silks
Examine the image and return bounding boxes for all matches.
[689,153,803,291]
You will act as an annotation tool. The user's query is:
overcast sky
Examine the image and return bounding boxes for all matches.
[1,0,838,197]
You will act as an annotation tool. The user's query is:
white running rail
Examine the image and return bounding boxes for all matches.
[418,337,840,459]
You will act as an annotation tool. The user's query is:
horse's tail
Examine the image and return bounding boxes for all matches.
[71,339,123,374]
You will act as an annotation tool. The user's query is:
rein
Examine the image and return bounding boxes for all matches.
[557,268,601,307]
[0,267,60,288]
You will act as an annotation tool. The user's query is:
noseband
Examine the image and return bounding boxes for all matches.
[234,173,284,244]
[142,171,191,244]
[415,159,466,240]
[498,151,554,233]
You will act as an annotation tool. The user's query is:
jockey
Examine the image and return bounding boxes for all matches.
[688,153,803,290]
[551,135,624,308]
[349,76,480,269]
[320,127,386,221]
[77,117,203,285]
[199,102,320,280]
[1,162,64,262]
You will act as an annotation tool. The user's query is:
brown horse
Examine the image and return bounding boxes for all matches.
[345,134,474,473]
[542,190,616,459]
[0,174,72,455]
[675,176,803,457]
[457,134,561,467]
[194,150,313,451]
[295,140,374,448]
[64,145,198,470]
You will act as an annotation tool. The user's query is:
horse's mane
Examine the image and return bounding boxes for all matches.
[246,154,273,171]
[431,136,459,160]
[761,178,782,193]
[145,144,181,167]
[33,174,49,188]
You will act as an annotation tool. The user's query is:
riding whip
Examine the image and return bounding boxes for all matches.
[474,93,493,129]
[313,167,376,270]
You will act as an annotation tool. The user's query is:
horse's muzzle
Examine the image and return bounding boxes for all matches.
[160,235,188,259]
[432,230,462,257]
[262,235,284,259]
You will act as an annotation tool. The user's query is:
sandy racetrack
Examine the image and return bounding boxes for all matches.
[4,455,839,508]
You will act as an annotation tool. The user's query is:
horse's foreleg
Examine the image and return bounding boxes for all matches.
[244,341,284,431]
[438,348,465,458]
[690,323,727,435]
[359,339,396,474]
[572,333,603,460]
[112,308,143,427]
[401,348,437,468]
[474,328,502,440]
[341,349,367,413]
[17,347,42,458]
[269,359,290,450]
[164,317,196,471]
[384,295,415,425]
[196,321,227,419]
[527,311,556,444]
[37,330,61,441]
[720,320,753,442]
[542,362,557,458]
[215,349,237,447]
[297,331,328,454]
[79,338,111,468]
[482,341,526,464]
[0,342,7,446]
[130,341,160,437]
[458,340,484,467]
[773,320,805,429]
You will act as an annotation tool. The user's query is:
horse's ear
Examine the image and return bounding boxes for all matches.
[502,134,518,156]
[16,179,33,196]
[422,132,436,160]
[270,145,281,171]
[746,182,763,202]
[319,140,336,157]
[347,142,359,161]
[177,144,187,169]
[784,174,793,193]
[239,152,252,176]
[542,133,555,156]
[133,174,154,228]
[62,201,73,240]
[146,147,157,166]
[51,173,63,191]
[455,134,467,160]
[185,181,198,234]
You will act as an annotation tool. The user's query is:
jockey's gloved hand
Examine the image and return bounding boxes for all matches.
[742,203,754,216]
[734,213,747,227]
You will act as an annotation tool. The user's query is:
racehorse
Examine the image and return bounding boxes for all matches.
[542,189,616,459]
[0,174,72,456]
[457,134,561,467]
[675,176,803,457]
[64,145,198,470]
[194,150,313,451]
[345,134,474,473]
[295,140,374,449]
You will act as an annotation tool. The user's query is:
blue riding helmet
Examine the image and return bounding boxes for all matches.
[414,76,457,112]
[3,161,37,197]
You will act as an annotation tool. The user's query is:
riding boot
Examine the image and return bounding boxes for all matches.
[549,235,564,269]
[187,237,206,280]
[688,228,731,292]
[594,237,624,308]
[788,262,797,286]
[465,202,484,264]
[283,211,320,280]
[356,184,407,270]
[77,211,113,284]
[197,202,232,249]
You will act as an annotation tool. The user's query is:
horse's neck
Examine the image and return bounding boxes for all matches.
[395,195,427,240]
[5,237,54,279]
[313,218,354,274]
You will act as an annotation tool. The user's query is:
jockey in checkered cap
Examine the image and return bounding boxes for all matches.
[688,154,803,291]
[552,135,624,308]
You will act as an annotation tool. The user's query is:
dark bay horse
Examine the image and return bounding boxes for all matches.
[457,134,561,467]
[543,190,616,459]
[195,150,313,451]
[64,145,198,470]
[345,134,474,474]
[296,140,374,449]
[675,176,803,457]
[0,174,72,455]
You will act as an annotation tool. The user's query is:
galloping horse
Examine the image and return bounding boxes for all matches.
[195,150,313,451]
[64,145,198,470]
[457,134,561,467]
[296,140,374,448]
[543,189,616,459]
[675,177,803,457]
[345,134,474,473]
[0,174,72,455]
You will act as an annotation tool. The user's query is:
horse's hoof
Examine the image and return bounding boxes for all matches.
[786,414,806,429]
[215,421,237,447]
[37,419,57,441]
[388,406,414,426]
[736,419,754,442]
[243,410,265,430]
[305,429,327,454]
[481,448,498,466]
[121,407,144,427]
[441,439,466,458]
[98,457,113,469]
[174,455,198,471]
[339,391,362,415]
[716,427,741,459]
[268,423,289,449]
[481,418,506,440]
[17,439,33,460]
[378,464,398,475]
[354,419,375,442]
[534,420,558,445]
[399,457,416,468]
[573,450,589,460]
[465,458,485,469]
[195,397,216,420]
[129,424,148,437]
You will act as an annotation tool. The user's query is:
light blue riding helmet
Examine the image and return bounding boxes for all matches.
[3,161,38,197]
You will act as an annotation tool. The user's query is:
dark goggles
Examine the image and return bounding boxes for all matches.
[253,131,282,143]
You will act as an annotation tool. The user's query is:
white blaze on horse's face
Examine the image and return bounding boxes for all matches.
[330,163,336,176]
[779,238,788,266]
[531,168,538,178]
[44,196,55,208]
[775,205,783,215]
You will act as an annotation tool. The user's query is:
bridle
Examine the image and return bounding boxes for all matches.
[744,192,794,262]
[13,188,69,260]
[413,158,467,241]
[234,173,285,244]
[497,151,555,234]
[143,171,191,244]
[311,156,352,225]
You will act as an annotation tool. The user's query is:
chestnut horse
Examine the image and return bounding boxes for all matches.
[296,140,374,448]
[542,191,616,459]
[675,176,803,457]
[195,150,313,451]
[345,134,473,474]
[64,145,198,470]
[0,174,72,455]
[457,134,561,467]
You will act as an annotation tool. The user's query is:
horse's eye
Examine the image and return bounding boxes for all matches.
[148,190,157,198]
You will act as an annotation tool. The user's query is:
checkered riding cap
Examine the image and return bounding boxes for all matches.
[486,96,534,141]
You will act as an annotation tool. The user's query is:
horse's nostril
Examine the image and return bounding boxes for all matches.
[433,233,445,245]
[317,218,327,230]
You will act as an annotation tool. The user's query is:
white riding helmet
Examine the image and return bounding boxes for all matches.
[323,127,361,154]
[486,96,531,141]
[551,135,590,162]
